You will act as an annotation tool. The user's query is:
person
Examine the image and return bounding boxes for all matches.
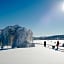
[56,41,59,50]
[44,41,46,47]
[52,42,55,49]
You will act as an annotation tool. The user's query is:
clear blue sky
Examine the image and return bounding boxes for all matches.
[0,0,64,36]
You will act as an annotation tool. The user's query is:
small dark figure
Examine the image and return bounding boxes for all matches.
[56,41,59,50]
[52,45,55,49]
[44,41,46,47]
[62,43,64,47]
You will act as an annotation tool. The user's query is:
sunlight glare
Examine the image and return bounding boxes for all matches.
[61,2,64,12]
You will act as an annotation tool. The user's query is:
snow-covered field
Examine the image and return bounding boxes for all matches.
[33,40,64,50]
[0,40,64,64]
[33,40,64,44]
[33,40,64,47]
[0,41,64,64]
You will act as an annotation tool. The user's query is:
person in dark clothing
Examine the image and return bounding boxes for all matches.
[56,41,59,50]
[44,41,46,47]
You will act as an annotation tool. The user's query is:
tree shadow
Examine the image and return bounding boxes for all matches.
[0,48,12,51]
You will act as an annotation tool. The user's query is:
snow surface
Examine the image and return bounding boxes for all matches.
[0,43,64,64]
[33,40,64,45]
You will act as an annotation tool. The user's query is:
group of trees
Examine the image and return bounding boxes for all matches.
[0,25,34,49]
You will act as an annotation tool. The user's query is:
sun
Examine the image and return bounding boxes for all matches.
[61,2,64,12]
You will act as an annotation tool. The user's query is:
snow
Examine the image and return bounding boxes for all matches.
[33,40,64,46]
[0,43,64,64]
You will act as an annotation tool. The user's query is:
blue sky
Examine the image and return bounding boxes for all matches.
[0,0,64,36]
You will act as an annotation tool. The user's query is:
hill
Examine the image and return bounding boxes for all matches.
[33,35,64,40]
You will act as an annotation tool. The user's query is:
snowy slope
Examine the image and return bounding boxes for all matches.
[0,45,64,64]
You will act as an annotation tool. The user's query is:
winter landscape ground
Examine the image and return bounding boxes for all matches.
[0,40,64,64]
